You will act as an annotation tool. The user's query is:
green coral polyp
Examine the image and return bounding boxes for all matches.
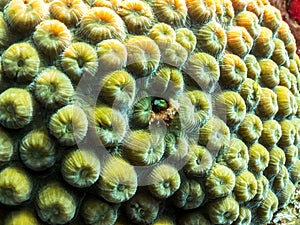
[0,0,300,224]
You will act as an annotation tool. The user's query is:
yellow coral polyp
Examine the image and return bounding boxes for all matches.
[92,105,127,147]
[97,156,137,203]
[1,42,40,83]
[244,54,261,81]
[34,67,74,109]
[214,91,246,130]
[246,0,264,19]
[33,19,72,59]
[80,197,118,225]
[0,166,32,206]
[96,39,127,72]
[78,7,126,44]
[175,28,197,54]
[4,0,48,33]
[20,129,56,171]
[172,178,205,209]
[183,52,220,93]
[36,183,76,224]
[149,22,176,49]
[61,150,101,188]
[184,144,213,177]
[61,42,98,83]
[5,209,40,225]
[248,143,270,174]
[0,88,34,129]
[99,70,136,109]
[226,26,253,59]
[122,129,165,166]
[238,114,263,144]
[124,192,159,225]
[272,39,290,66]
[185,0,215,25]
[125,35,160,77]
[148,66,184,98]
[0,13,13,52]
[264,146,286,178]
[198,116,230,152]
[148,164,181,199]
[234,11,261,40]
[219,53,247,90]
[196,21,227,59]
[0,128,13,166]
[208,195,239,225]
[215,0,234,29]
[161,42,188,68]
[256,87,278,119]
[117,0,154,35]
[218,137,249,173]
[49,105,88,146]
[255,189,278,224]
[261,5,282,34]
[205,163,236,199]
[239,78,261,111]
[234,170,257,202]
[152,0,187,28]
[251,27,275,58]
[49,0,88,26]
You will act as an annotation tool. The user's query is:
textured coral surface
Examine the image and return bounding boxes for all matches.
[0,0,300,224]
[269,0,300,56]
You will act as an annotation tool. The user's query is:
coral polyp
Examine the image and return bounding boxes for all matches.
[183,52,220,92]
[61,150,101,188]
[20,129,56,171]
[77,7,126,44]
[49,0,88,26]
[208,195,239,225]
[0,0,300,224]
[0,88,34,129]
[234,11,261,40]
[49,104,88,146]
[226,26,254,59]
[96,39,127,72]
[205,163,236,199]
[4,0,48,33]
[36,182,76,224]
[117,0,154,35]
[185,0,215,25]
[148,164,181,199]
[33,67,74,109]
[218,137,249,173]
[196,21,227,59]
[175,28,197,54]
[1,42,40,83]
[0,166,32,206]
[0,128,13,167]
[5,209,40,225]
[251,27,275,58]
[172,177,205,209]
[61,42,98,83]
[33,19,72,59]
[97,156,137,203]
[125,35,160,77]
[80,197,118,225]
[234,170,257,202]
[153,0,187,28]
[219,53,247,90]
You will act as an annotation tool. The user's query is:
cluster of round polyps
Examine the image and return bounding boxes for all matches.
[0,0,300,224]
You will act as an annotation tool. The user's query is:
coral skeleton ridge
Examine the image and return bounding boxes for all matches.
[0,0,300,224]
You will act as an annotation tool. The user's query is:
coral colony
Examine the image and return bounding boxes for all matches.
[0,0,300,224]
